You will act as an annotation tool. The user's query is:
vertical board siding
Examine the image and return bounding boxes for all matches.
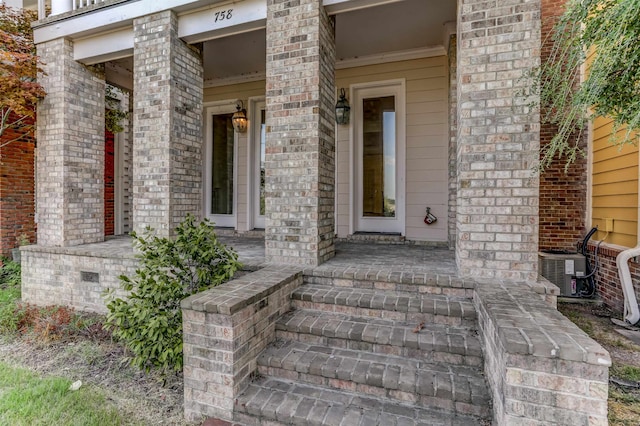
[336,57,449,241]
[591,115,638,247]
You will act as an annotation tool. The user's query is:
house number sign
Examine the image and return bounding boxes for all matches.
[214,9,234,23]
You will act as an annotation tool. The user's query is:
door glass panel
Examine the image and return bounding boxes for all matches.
[259,109,266,216]
[362,96,395,217]
[211,113,234,215]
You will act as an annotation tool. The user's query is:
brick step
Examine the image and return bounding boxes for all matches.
[292,284,477,327]
[275,309,483,367]
[256,340,491,418]
[304,273,474,298]
[234,376,489,426]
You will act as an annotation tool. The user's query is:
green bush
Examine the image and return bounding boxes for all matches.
[0,258,21,289]
[0,258,21,334]
[104,214,241,372]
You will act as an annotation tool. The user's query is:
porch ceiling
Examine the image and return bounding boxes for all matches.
[106,0,456,87]
[203,0,456,82]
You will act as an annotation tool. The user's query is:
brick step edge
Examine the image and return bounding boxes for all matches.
[234,376,491,426]
[256,340,491,418]
[275,310,483,367]
[304,274,474,298]
[291,285,477,327]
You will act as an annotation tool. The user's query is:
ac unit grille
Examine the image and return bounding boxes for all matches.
[538,252,587,297]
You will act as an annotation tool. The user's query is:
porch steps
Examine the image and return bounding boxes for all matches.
[234,279,492,425]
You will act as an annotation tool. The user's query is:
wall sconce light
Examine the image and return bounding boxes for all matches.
[335,88,350,125]
[232,100,248,133]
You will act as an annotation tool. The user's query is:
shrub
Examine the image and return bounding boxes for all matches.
[0,258,21,289]
[104,214,241,372]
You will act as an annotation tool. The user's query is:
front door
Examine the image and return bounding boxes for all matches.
[205,104,237,228]
[353,81,405,234]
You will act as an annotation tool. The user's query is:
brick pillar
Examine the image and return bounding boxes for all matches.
[264,0,336,266]
[132,11,203,237]
[36,38,105,247]
[456,0,541,280]
[448,34,458,250]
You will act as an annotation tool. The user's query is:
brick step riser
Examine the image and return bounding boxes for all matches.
[256,365,490,419]
[275,329,484,368]
[304,276,474,298]
[291,300,477,328]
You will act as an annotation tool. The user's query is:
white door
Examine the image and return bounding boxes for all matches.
[250,99,266,229]
[205,104,238,228]
[353,81,405,234]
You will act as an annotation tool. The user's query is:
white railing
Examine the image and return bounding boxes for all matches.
[38,0,110,19]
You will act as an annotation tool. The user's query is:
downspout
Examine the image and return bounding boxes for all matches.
[614,137,640,325]
[616,246,640,325]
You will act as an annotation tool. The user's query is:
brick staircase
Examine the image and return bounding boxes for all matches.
[233,273,492,425]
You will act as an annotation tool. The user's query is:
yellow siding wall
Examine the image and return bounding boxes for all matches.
[335,57,449,241]
[591,116,638,247]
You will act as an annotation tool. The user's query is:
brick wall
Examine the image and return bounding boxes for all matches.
[182,266,303,422]
[448,35,457,250]
[456,0,541,280]
[584,242,640,315]
[538,0,588,252]
[0,111,36,257]
[264,0,336,266]
[475,280,610,425]
[132,11,203,237]
[104,129,115,236]
[21,241,137,313]
[36,38,106,247]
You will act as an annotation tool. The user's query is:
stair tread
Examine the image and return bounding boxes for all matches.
[292,284,476,318]
[236,376,489,426]
[258,339,490,405]
[276,309,482,358]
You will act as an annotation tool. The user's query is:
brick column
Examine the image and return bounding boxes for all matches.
[36,38,105,247]
[264,0,336,266]
[133,11,203,237]
[456,0,541,280]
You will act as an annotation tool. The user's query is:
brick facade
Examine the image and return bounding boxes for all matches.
[132,11,203,237]
[0,111,36,257]
[36,38,106,247]
[448,35,458,250]
[456,0,541,281]
[538,0,588,252]
[264,0,336,266]
[104,129,115,236]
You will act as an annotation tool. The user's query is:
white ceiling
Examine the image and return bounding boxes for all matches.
[108,0,456,87]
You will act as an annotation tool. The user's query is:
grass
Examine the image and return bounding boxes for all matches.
[0,362,128,426]
[0,259,184,425]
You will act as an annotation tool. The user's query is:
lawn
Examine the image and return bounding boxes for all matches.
[0,361,125,426]
[0,259,185,425]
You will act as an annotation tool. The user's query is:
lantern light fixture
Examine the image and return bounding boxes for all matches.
[335,88,350,125]
[232,100,248,133]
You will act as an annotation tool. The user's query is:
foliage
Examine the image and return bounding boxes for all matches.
[0,362,124,426]
[0,258,21,289]
[0,5,45,146]
[104,214,241,372]
[105,85,129,134]
[527,0,640,170]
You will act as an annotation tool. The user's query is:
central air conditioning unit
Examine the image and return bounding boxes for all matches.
[538,251,587,297]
